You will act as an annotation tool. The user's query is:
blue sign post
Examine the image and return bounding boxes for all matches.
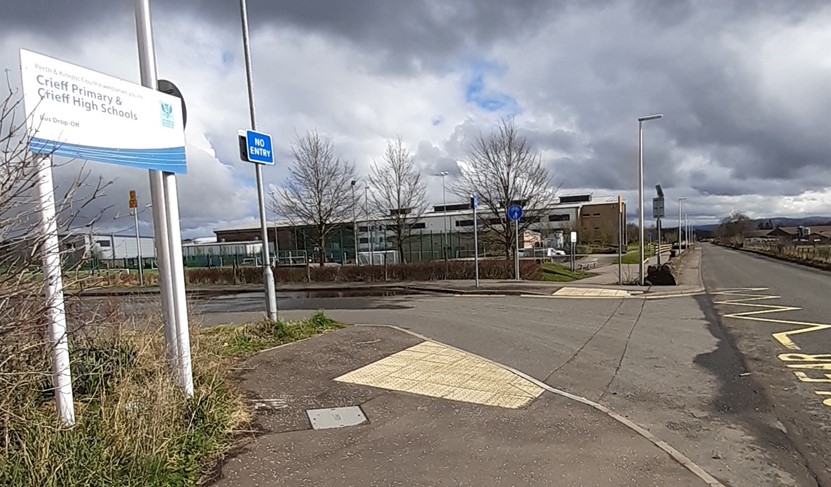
[507,204,523,280]
[507,204,523,221]
[245,130,274,165]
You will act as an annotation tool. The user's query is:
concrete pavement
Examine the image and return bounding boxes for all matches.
[211,326,708,487]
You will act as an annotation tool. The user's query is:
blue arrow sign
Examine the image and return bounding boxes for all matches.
[471,195,479,209]
[245,130,274,165]
[507,204,523,221]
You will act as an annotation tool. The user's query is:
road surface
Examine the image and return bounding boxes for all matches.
[701,243,831,486]
[191,283,818,484]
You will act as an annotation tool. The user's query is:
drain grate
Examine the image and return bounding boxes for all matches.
[306,406,367,430]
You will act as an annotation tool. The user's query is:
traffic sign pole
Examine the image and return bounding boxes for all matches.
[506,204,523,281]
[240,0,278,322]
[472,195,479,288]
[514,219,520,281]
[130,190,144,286]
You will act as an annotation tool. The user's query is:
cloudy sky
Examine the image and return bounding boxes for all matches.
[2,0,830,237]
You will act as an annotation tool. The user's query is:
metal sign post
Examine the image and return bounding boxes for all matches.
[239,0,278,322]
[507,204,522,281]
[471,195,479,288]
[653,188,665,266]
[133,0,193,396]
[570,231,577,272]
[130,190,144,286]
[34,156,75,426]
[618,194,623,285]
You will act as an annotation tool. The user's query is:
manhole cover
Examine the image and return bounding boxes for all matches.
[306,406,367,430]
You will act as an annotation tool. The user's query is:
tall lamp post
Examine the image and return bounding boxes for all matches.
[365,186,374,265]
[677,197,687,253]
[637,113,663,285]
[268,189,280,265]
[351,180,358,265]
[685,213,689,250]
[435,171,449,261]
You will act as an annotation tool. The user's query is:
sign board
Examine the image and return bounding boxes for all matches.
[245,130,274,165]
[470,195,478,209]
[19,49,186,173]
[128,190,137,209]
[507,204,523,221]
[570,231,577,244]
[652,197,665,219]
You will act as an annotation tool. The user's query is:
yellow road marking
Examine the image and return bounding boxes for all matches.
[712,288,831,350]
[713,288,831,410]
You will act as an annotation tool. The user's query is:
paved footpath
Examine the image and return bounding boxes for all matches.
[211,326,710,486]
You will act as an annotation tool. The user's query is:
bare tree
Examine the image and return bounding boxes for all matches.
[273,130,357,266]
[1,86,113,437]
[369,137,427,262]
[716,211,753,246]
[454,118,556,260]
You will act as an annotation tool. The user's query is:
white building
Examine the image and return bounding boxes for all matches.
[213,193,624,263]
[62,231,156,263]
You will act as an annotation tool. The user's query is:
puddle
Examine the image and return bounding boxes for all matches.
[282,289,420,299]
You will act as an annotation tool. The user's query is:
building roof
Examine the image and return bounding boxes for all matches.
[775,225,831,236]
[744,229,775,238]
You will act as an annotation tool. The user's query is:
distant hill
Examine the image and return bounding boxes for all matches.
[756,216,831,228]
[693,216,831,233]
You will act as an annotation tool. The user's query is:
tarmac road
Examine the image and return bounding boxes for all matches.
[701,243,831,486]
[195,280,818,486]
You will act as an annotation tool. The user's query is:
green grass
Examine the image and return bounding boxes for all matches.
[540,262,594,282]
[200,311,344,358]
[0,312,343,487]
[618,250,643,264]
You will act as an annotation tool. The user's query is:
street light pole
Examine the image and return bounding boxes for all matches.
[365,186,374,265]
[685,213,689,250]
[677,197,687,254]
[637,114,663,285]
[436,171,449,261]
[239,0,277,322]
[351,181,358,265]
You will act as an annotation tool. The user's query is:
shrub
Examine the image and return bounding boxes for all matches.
[183,259,543,285]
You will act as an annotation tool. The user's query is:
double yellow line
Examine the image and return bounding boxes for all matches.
[712,288,831,350]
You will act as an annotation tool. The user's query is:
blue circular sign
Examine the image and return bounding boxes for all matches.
[507,204,523,221]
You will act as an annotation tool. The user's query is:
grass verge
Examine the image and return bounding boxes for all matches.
[618,251,643,264]
[540,262,594,282]
[0,311,343,486]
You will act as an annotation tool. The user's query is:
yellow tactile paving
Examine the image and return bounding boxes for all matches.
[553,286,631,298]
[334,341,544,409]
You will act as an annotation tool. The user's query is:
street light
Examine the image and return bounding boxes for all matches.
[269,189,280,265]
[637,113,663,286]
[351,181,358,265]
[677,197,687,253]
[435,171,449,261]
[365,185,374,265]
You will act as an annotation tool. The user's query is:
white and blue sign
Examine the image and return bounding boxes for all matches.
[245,130,274,165]
[507,204,523,221]
[20,49,187,174]
[471,195,479,209]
